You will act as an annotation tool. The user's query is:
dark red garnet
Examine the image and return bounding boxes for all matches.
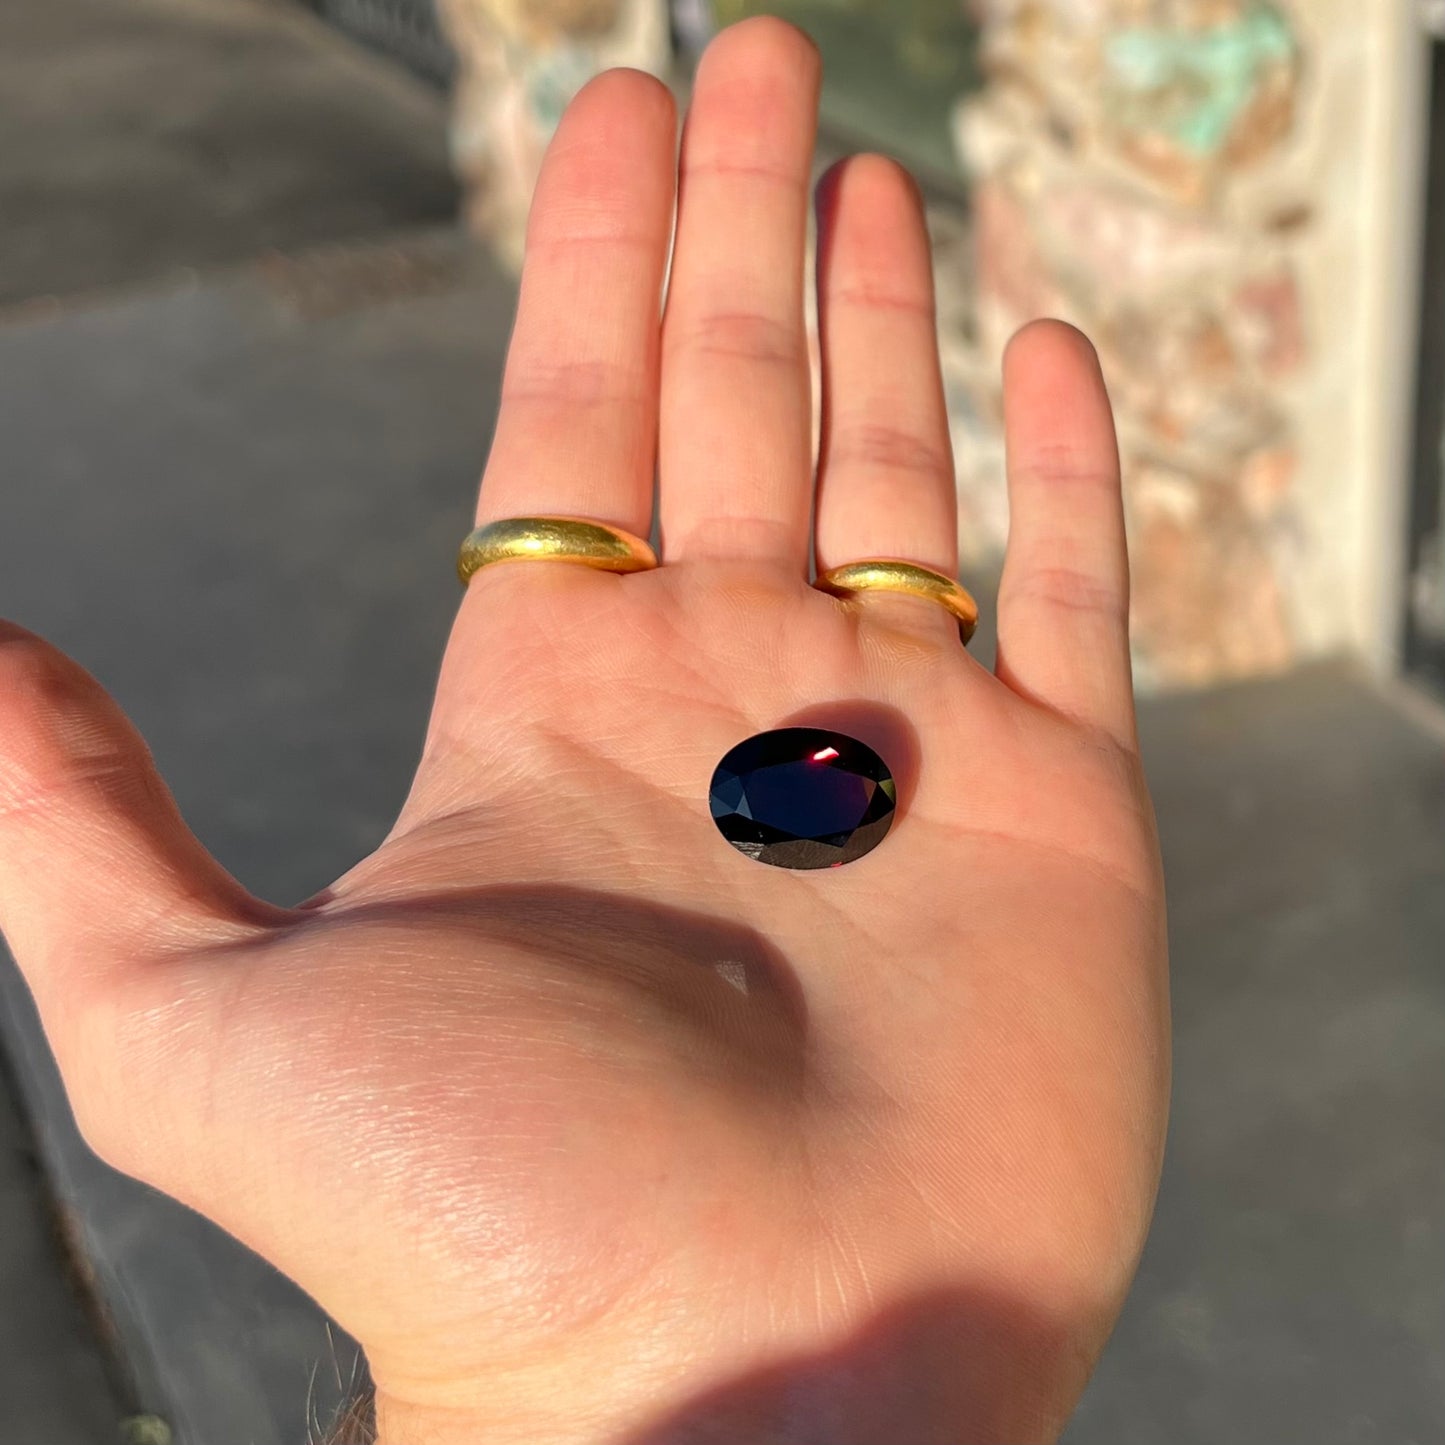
[708,728,897,870]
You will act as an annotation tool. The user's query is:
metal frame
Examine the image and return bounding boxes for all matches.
[302,0,456,84]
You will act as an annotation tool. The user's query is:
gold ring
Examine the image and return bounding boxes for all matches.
[458,516,658,585]
[814,560,979,644]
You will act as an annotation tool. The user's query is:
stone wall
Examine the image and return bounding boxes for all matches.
[952,0,1337,688]
[436,0,671,268]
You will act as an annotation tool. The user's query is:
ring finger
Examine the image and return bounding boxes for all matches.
[813,154,958,579]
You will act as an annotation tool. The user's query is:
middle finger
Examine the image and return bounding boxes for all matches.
[658,19,821,571]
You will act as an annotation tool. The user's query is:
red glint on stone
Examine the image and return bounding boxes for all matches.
[708,728,897,870]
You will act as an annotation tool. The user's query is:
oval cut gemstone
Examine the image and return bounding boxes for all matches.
[708,728,897,870]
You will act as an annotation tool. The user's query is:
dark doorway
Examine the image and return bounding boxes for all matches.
[1407,38,1445,692]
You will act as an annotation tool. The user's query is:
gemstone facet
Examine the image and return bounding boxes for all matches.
[708,728,897,870]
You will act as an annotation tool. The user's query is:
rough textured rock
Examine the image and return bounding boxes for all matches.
[955,0,1314,687]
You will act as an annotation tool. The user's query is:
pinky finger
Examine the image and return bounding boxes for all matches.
[994,321,1137,749]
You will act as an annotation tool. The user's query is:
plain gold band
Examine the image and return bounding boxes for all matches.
[458,517,658,585]
[814,560,980,644]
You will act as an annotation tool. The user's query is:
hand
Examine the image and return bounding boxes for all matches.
[0,19,1168,1445]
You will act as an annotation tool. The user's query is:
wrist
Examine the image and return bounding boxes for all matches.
[365,1287,1090,1445]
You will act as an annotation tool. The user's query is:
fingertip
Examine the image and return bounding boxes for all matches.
[724,13,821,58]
[561,66,677,143]
[1003,320,1116,459]
[1004,319,1105,390]
[819,153,921,218]
[700,14,821,88]
[813,155,937,381]
[815,156,930,278]
[526,66,678,258]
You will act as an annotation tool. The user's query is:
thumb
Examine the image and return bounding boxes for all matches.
[0,620,278,1019]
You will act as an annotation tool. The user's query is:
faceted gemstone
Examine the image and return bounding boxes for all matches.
[708,728,897,870]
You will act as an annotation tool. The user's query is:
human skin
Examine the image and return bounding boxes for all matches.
[0,18,1168,1445]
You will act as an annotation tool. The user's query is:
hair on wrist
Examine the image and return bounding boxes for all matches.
[321,1385,376,1445]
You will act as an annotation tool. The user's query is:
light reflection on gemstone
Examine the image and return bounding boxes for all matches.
[708,727,897,870]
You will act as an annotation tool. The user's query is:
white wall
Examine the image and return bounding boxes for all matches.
[1307,0,1431,672]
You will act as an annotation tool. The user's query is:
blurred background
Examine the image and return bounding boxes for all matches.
[0,2,1442,1442]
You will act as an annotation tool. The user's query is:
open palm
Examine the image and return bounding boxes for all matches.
[0,20,1167,1445]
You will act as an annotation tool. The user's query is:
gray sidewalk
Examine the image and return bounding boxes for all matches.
[0,0,456,308]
